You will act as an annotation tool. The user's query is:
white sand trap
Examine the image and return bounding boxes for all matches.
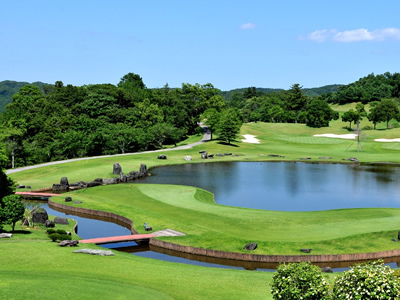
[242,134,260,144]
[375,138,400,142]
[314,133,357,140]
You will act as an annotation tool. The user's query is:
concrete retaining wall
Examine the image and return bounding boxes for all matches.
[48,199,138,234]
[150,239,400,263]
[47,199,400,263]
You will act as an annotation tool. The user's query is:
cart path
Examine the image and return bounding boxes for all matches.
[6,126,211,175]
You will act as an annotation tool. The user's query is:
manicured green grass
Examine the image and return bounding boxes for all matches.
[0,234,274,299]
[8,117,400,255]
[50,184,400,255]
[5,115,400,298]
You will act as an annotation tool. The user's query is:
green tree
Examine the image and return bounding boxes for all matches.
[287,84,308,123]
[118,72,146,89]
[0,194,25,232]
[342,109,356,128]
[332,260,400,299]
[379,98,400,128]
[201,108,220,140]
[0,168,14,200]
[268,105,285,123]
[270,262,330,300]
[306,99,339,128]
[217,109,242,144]
[367,101,381,129]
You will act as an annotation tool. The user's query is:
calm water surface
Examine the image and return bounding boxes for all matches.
[136,162,400,211]
[30,162,400,272]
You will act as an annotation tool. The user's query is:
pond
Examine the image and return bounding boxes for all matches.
[29,161,400,272]
[135,162,400,211]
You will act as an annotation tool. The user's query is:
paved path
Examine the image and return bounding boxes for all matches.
[6,126,211,175]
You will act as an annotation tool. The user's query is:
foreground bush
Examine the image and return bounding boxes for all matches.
[270,262,330,299]
[332,260,400,299]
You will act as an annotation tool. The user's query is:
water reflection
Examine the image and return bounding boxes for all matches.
[25,162,400,272]
[136,162,400,211]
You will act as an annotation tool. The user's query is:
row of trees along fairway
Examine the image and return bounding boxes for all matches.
[227,83,339,127]
[226,72,400,129]
[0,73,233,168]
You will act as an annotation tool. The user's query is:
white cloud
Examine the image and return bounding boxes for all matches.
[240,23,256,30]
[306,27,400,42]
[307,29,337,42]
[333,28,374,42]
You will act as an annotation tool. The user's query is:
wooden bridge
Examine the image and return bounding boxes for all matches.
[80,234,155,245]
[16,192,61,198]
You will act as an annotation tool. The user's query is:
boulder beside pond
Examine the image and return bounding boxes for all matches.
[54,217,69,225]
[44,220,55,228]
[32,208,48,224]
[243,243,258,251]
[59,240,79,247]
[113,163,122,175]
[300,248,312,253]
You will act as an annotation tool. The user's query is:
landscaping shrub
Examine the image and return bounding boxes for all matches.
[47,232,71,242]
[270,262,330,300]
[58,234,71,241]
[332,260,400,299]
[362,125,373,130]
[48,233,59,242]
[46,229,56,234]
[56,229,67,234]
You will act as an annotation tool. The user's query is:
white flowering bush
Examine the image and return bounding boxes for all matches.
[332,259,400,299]
[270,262,330,299]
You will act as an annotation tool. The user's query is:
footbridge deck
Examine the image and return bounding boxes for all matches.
[80,234,155,245]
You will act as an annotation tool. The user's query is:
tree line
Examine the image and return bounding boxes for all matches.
[226,83,339,128]
[0,73,233,168]
[2,71,400,168]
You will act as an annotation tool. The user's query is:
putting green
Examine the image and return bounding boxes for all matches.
[50,184,400,255]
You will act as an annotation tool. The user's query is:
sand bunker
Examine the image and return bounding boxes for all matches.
[242,134,260,144]
[375,138,400,142]
[314,133,357,140]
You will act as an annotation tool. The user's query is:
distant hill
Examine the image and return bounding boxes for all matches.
[0,80,47,112]
[303,84,343,97]
[0,80,343,113]
[221,84,343,101]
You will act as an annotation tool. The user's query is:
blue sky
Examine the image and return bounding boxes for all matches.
[1,1,400,90]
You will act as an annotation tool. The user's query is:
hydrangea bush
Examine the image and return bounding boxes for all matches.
[270,262,330,299]
[332,259,400,299]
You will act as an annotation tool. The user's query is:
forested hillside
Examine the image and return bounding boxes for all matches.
[322,72,400,104]
[220,84,342,101]
[0,73,234,168]
[0,81,46,112]
[1,71,399,169]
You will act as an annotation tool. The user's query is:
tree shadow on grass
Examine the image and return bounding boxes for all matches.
[342,126,355,132]
[216,141,240,147]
